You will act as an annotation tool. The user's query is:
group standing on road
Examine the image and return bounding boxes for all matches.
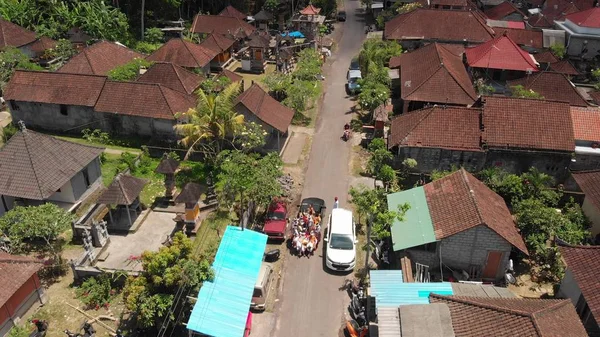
[290,206,322,257]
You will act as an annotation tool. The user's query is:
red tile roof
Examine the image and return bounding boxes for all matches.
[558,244,600,328]
[389,56,402,69]
[191,14,255,37]
[549,59,580,75]
[4,70,107,107]
[482,96,575,152]
[218,69,243,83]
[507,72,588,107]
[218,5,247,20]
[430,294,588,337]
[199,33,235,54]
[485,1,525,20]
[397,43,477,105]
[565,7,600,28]
[423,169,528,253]
[137,62,204,94]
[25,36,58,56]
[95,82,196,120]
[534,51,559,63]
[527,14,554,28]
[466,34,539,72]
[589,91,600,105]
[384,9,494,43]
[300,4,321,15]
[572,170,600,211]
[431,0,469,6]
[0,18,37,48]
[0,252,43,308]
[541,0,581,21]
[58,41,144,75]
[0,128,104,200]
[146,38,217,68]
[493,28,543,48]
[234,83,294,133]
[388,106,483,151]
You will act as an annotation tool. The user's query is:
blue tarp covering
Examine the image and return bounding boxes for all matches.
[281,31,305,38]
[370,270,454,308]
[187,226,268,337]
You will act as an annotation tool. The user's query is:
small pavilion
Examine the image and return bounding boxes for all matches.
[154,153,180,199]
[98,173,147,230]
[174,182,206,232]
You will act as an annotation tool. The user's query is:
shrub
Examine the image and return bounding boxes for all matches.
[2,123,18,143]
[76,274,118,310]
[82,128,112,145]
[144,27,164,44]
[107,58,153,81]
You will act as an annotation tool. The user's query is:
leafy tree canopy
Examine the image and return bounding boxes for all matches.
[0,47,43,92]
[511,85,544,99]
[358,39,402,76]
[549,43,566,60]
[108,58,153,81]
[348,184,409,238]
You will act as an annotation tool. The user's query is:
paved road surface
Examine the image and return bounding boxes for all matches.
[271,1,367,336]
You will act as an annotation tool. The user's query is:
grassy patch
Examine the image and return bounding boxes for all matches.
[55,135,142,153]
[100,153,124,186]
[175,161,211,188]
[351,145,369,177]
[228,62,276,91]
[193,211,232,257]
[292,111,311,126]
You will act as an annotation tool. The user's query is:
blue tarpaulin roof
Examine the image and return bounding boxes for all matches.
[281,31,305,38]
[187,226,268,337]
[370,270,453,308]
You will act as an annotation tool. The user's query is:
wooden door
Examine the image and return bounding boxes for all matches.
[482,251,503,279]
[255,49,263,61]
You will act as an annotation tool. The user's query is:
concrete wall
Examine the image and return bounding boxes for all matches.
[582,197,600,236]
[486,149,572,182]
[558,268,583,304]
[395,147,486,173]
[8,101,99,133]
[0,274,45,337]
[564,20,600,35]
[407,225,512,280]
[564,34,600,60]
[100,113,178,139]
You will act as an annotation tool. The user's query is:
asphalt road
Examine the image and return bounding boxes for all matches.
[271,1,367,336]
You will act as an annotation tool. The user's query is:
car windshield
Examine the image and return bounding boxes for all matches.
[350,60,360,70]
[268,211,286,220]
[329,234,354,250]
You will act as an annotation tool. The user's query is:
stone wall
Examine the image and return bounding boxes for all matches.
[486,149,572,182]
[395,147,486,173]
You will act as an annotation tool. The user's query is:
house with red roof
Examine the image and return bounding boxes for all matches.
[233,83,295,152]
[0,18,56,59]
[190,14,255,39]
[570,171,600,237]
[218,5,247,20]
[57,40,144,76]
[388,96,575,180]
[556,7,600,59]
[146,38,217,75]
[558,243,600,335]
[392,43,477,113]
[136,62,204,95]
[492,27,544,50]
[199,33,236,70]
[3,70,196,140]
[0,253,46,336]
[386,169,528,281]
[384,9,495,48]
[485,1,526,21]
[507,71,588,107]
[570,106,600,171]
[465,34,539,81]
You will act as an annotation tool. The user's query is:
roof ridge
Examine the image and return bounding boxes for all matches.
[405,46,444,97]
[158,85,178,116]
[15,69,109,79]
[20,131,47,199]
[431,294,542,318]
[529,300,571,336]
[116,174,131,204]
[458,169,486,227]
[437,47,478,101]
[401,107,436,144]
[179,39,201,68]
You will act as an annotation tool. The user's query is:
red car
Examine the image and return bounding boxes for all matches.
[262,201,288,240]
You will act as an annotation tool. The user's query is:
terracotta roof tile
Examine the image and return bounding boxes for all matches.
[485,1,525,20]
[507,72,588,107]
[570,106,600,142]
[430,294,588,337]
[191,15,255,37]
[482,96,575,152]
[146,38,217,68]
[589,91,600,105]
[218,5,247,20]
[247,31,271,48]
[199,33,235,54]
[234,83,294,133]
[534,51,559,63]
[572,170,600,210]
[174,182,206,203]
[218,69,243,83]
[398,43,477,105]
[24,36,58,56]
[0,18,37,48]
[98,173,147,205]
[558,244,600,328]
[565,7,600,28]
[0,128,104,200]
[423,169,528,253]
[137,62,204,94]
[0,252,43,308]
[527,14,554,28]
[94,82,196,120]
[300,4,321,15]
[384,9,494,43]
[4,70,107,107]
[388,106,483,151]
[58,41,144,75]
[541,0,581,21]
[493,28,543,48]
[466,34,539,71]
[431,0,469,6]
[155,154,180,174]
[549,60,580,75]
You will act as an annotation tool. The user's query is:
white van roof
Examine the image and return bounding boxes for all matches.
[331,208,353,235]
[255,263,272,287]
[348,70,362,79]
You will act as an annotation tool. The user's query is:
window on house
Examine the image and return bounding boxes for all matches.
[412,242,438,252]
[83,168,91,187]
[60,105,68,116]
[10,101,19,111]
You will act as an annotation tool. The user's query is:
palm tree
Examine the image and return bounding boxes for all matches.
[175,81,245,160]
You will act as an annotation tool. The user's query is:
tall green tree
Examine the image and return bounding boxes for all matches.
[348,184,409,238]
[0,48,43,92]
[175,82,244,159]
[358,39,402,76]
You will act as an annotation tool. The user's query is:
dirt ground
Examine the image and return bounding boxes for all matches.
[22,247,126,337]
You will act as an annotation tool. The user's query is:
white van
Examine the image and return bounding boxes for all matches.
[251,263,273,311]
[324,208,357,271]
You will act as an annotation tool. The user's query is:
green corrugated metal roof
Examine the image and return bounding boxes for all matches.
[387,187,437,251]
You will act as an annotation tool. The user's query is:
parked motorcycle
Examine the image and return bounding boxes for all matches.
[64,322,96,337]
[349,293,367,326]
[264,249,280,262]
[503,259,517,286]
[371,239,390,268]
[29,320,48,337]
[343,278,365,300]
[342,129,352,141]
[345,319,368,337]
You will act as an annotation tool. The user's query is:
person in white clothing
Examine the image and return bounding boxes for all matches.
[333,197,339,209]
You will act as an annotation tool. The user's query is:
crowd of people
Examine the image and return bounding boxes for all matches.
[290,204,322,257]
